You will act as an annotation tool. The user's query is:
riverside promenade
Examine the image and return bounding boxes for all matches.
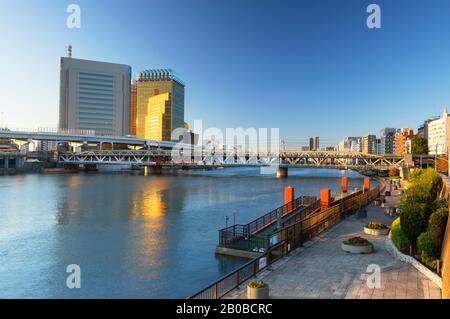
[224,183,442,299]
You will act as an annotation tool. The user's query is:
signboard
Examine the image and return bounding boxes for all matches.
[259,257,267,270]
[269,234,279,247]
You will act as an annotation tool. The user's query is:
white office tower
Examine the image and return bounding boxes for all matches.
[59,55,131,136]
[428,108,450,155]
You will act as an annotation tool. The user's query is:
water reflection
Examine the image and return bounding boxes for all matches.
[0,168,371,298]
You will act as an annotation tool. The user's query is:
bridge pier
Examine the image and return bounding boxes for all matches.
[144,165,162,176]
[276,166,288,178]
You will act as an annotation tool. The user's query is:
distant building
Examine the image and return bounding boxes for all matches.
[394,128,414,155]
[136,69,185,141]
[182,131,199,145]
[309,136,319,151]
[337,137,360,152]
[37,140,58,152]
[417,117,439,140]
[376,138,382,155]
[130,80,137,135]
[352,138,362,152]
[379,128,396,154]
[428,108,450,155]
[58,57,131,136]
[362,135,377,154]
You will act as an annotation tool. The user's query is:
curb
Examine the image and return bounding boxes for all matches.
[386,232,442,288]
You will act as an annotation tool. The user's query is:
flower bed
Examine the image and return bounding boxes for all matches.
[341,237,374,254]
[247,280,269,299]
[364,221,390,236]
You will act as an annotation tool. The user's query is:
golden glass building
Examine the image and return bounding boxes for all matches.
[129,80,137,135]
[136,69,185,141]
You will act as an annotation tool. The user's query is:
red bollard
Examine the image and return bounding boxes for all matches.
[285,186,295,213]
[364,178,370,191]
[320,189,331,211]
[342,177,348,193]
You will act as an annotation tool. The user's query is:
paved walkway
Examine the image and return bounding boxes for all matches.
[225,182,442,299]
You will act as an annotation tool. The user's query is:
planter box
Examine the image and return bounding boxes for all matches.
[364,227,390,236]
[341,242,373,254]
[247,286,270,299]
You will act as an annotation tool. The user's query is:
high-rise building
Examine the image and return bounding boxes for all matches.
[418,117,439,140]
[362,135,377,154]
[428,108,450,155]
[136,69,185,141]
[309,136,319,151]
[59,57,131,136]
[376,138,382,155]
[394,128,414,155]
[130,80,137,136]
[379,128,396,154]
[337,137,360,152]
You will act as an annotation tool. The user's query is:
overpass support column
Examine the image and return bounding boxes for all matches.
[276,166,288,178]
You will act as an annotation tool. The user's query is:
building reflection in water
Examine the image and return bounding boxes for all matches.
[127,177,187,283]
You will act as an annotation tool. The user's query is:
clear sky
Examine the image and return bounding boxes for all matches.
[1,0,450,146]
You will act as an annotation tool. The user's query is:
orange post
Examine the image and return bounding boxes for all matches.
[341,177,348,193]
[320,189,331,211]
[364,178,370,191]
[284,186,295,213]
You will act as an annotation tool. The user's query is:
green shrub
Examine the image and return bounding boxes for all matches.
[366,221,388,230]
[391,217,411,251]
[421,256,441,273]
[248,280,267,288]
[417,231,440,260]
[399,201,427,244]
[429,207,449,243]
[433,197,448,212]
[343,237,372,246]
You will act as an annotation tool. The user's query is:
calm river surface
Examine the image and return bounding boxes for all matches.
[0,167,370,298]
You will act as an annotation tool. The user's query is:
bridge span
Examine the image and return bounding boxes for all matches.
[57,149,435,174]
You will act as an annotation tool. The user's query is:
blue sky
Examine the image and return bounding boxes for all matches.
[1,0,450,146]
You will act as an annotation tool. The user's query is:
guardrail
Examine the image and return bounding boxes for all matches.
[189,187,380,299]
[218,196,318,247]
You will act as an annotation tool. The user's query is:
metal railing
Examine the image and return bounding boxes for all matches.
[218,195,318,246]
[189,187,380,299]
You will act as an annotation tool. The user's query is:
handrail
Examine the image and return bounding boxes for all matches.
[189,187,380,299]
[218,195,317,246]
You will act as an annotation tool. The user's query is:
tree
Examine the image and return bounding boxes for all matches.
[399,200,427,244]
[389,167,400,178]
[411,136,428,155]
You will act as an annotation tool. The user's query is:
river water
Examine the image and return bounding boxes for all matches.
[0,167,370,298]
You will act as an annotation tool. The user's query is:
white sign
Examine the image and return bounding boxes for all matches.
[259,257,267,270]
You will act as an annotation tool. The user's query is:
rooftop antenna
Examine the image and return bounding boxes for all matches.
[66,44,72,58]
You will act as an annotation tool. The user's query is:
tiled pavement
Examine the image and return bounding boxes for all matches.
[225,182,442,299]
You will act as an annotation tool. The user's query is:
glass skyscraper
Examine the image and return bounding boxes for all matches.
[136,69,185,141]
